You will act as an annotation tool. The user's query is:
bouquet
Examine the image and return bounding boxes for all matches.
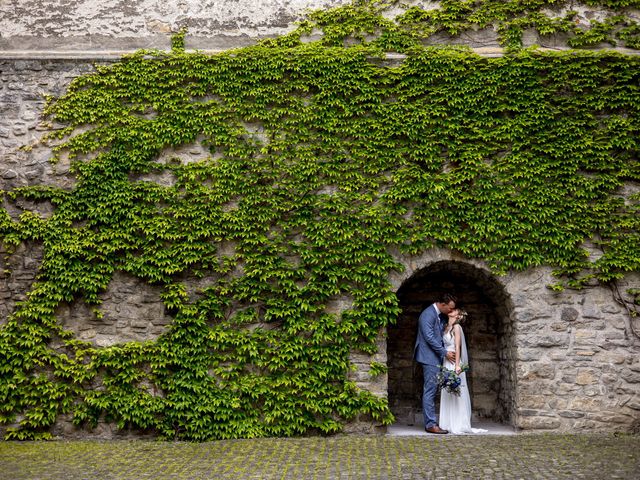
[437,364,469,396]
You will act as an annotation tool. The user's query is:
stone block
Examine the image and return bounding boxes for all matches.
[561,307,579,322]
[519,395,547,409]
[616,385,639,395]
[572,350,597,358]
[518,383,553,395]
[622,369,640,383]
[530,334,568,347]
[131,320,149,329]
[514,309,536,322]
[585,412,633,424]
[516,416,561,430]
[574,329,596,343]
[626,400,640,411]
[557,410,585,418]
[569,397,602,411]
[602,338,632,349]
[150,316,172,326]
[575,369,599,385]
[550,322,569,332]
[582,305,602,319]
[517,408,557,417]
[78,329,96,339]
[583,385,605,397]
[608,353,626,364]
[12,124,27,136]
[529,363,556,379]
[516,348,543,361]
[2,169,18,179]
[602,304,622,314]
[605,331,626,341]
[548,398,569,409]
[571,419,598,430]
[606,316,627,330]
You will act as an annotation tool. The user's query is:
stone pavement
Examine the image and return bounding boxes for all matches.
[0,430,638,479]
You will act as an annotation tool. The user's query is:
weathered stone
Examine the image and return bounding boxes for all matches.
[550,322,569,332]
[523,363,556,380]
[582,305,603,319]
[1,7,639,437]
[573,350,597,358]
[616,385,640,395]
[585,412,633,424]
[561,307,579,322]
[583,385,606,397]
[513,309,536,322]
[517,408,557,417]
[602,304,622,314]
[605,331,626,340]
[570,397,602,411]
[527,335,568,348]
[626,400,640,410]
[622,370,640,383]
[557,410,585,418]
[519,395,547,409]
[517,417,561,430]
[574,329,596,342]
[552,382,581,395]
[575,369,599,385]
[516,349,542,361]
[608,353,626,364]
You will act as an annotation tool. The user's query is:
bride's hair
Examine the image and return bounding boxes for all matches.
[455,309,468,325]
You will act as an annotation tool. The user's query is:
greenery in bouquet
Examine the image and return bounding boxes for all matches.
[437,364,469,396]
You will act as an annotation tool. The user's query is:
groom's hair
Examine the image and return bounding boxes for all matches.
[436,293,457,305]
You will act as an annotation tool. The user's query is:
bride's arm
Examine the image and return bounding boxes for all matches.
[454,324,462,374]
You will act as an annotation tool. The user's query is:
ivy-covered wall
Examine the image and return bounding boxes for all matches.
[1,1,640,440]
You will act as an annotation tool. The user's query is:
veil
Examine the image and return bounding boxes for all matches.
[458,324,469,366]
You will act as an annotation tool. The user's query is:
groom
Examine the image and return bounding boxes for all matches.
[414,293,457,434]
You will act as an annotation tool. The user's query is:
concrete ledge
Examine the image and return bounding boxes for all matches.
[1,47,639,61]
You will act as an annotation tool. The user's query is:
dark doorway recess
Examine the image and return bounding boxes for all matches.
[387,260,515,427]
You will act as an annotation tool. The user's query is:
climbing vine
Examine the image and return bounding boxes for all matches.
[270,0,640,51]
[0,0,639,440]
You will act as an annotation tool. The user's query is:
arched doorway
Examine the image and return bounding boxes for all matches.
[387,260,516,427]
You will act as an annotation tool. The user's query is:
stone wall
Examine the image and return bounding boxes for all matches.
[1,3,640,435]
[0,0,341,53]
[1,59,95,330]
[0,59,98,192]
[389,251,640,433]
[389,261,514,426]
[510,270,640,432]
[2,1,638,56]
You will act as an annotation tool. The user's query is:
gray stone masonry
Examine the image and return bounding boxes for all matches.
[1,0,640,438]
[1,0,639,55]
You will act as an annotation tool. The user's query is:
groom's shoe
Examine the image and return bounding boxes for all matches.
[425,425,448,434]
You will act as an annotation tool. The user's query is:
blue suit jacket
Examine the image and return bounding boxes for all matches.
[414,304,447,366]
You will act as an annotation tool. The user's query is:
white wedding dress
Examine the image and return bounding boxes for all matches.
[439,327,487,434]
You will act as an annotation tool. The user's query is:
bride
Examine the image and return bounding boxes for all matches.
[439,308,487,434]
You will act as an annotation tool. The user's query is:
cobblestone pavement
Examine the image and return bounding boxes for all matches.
[1,433,638,479]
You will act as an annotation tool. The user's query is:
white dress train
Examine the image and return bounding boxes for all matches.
[439,327,487,434]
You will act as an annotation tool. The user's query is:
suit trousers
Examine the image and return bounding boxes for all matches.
[422,363,440,429]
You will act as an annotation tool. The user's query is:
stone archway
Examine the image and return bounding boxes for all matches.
[387,259,516,427]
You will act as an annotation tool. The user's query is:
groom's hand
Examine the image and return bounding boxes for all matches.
[446,351,455,362]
